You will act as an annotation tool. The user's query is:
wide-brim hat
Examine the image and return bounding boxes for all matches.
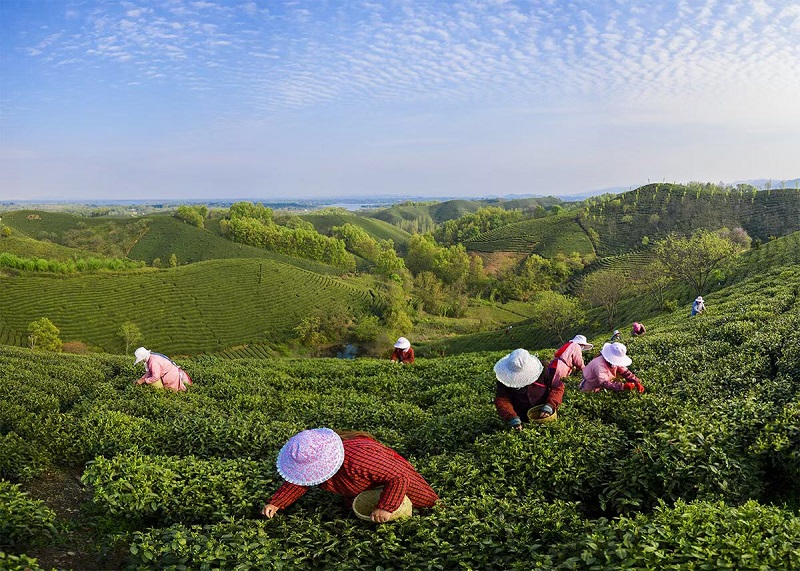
[277,428,345,486]
[600,342,632,367]
[695,296,704,302]
[494,348,543,388]
[569,335,593,349]
[394,337,411,349]
[134,347,150,365]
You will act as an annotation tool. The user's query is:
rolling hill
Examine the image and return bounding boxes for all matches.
[299,211,412,249]
[0,258,377,354]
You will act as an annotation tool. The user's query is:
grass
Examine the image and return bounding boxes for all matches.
[299,211,412,249]
[0,235,97,261]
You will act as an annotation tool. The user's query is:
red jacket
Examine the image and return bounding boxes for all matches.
[391,347,415,364]
[494,366,564,423]
[268,437,438,512]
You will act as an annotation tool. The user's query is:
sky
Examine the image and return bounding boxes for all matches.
[1,0,799,201]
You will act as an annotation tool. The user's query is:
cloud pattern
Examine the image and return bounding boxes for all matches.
[8,0,800,116]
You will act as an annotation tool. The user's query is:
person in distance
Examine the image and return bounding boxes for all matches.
[631,322,646,337]
[691,296,706,316]
[494,348,562,429]
[547,334,594,391]
[579,342,644,393]
[610,329,622,342]
[262,428,438,523]
[133,347,192,392]
[390,336,415,364]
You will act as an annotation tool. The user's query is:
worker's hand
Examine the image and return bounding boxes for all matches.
[510,417,523,431]
[135,379,145,385]
[511,424,523,431]
[262,504,279,518]
[622,382,636,391]
[371,508,393,523]
[539,405,554,418]
[635,382,645,393]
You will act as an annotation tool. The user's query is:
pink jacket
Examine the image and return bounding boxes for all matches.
[548,341,587,384]
[579,355,640,392]
[138,353,191,392]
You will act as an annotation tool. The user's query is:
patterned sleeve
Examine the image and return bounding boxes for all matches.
[268,481,309,509]
[616,366,641,384]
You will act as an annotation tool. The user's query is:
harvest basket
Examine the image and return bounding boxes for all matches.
[352,487,412,522]
[527,404,557,423]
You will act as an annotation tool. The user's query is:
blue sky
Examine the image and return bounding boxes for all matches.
[1,0,798,201]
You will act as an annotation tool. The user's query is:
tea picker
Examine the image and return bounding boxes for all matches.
[493,348,563,429]
[133,347,192,392]
[262,428,438,523]
[579,342,645,393]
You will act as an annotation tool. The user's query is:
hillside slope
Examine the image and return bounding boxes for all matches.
[299,211,412,249]
[0,258,376,354]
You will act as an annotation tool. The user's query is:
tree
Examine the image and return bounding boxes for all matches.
[118,321,143,354]
[530,291,586,343]
[581,269,630,329]
[169,253,178,268]
[1,225,11,237]
[654,230,743,296]
[630,260,671,310]
[28,317,62,352]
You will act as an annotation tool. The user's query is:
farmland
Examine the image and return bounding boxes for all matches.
[2,262,799,569]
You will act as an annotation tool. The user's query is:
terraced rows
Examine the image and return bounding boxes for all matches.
[0,259,374,355]
[464,215,594,257]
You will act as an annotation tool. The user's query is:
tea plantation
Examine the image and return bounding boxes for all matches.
[2,265,800,570]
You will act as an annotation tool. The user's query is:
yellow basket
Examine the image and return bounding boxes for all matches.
[527,404,557,423]
[352,487,412,522]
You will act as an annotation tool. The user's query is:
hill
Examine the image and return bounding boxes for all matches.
[2,262,799,569]
[299,211,412,249]
[127,216,345,273]
[0,258,376,354]
[463,212,595,257]
[580,184,800,256]
[0,235,98,261]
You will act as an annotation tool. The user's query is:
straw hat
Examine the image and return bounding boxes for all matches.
[276,428,345,486]
[569,334,593,349]
[352,487,413,522]
[695,296,704,302]
[600,342,632,367]
[394,337,411,350]
[134,347,151,365]
[493,349,544,388]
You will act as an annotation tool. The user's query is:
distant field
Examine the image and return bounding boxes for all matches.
[463,214,595,257]
[0,258,375,354]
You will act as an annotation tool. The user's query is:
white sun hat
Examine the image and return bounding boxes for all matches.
[394,337,411,349]
[493,348,544,388]
[695,296,704,302]
[570,335,593,349]
[600,342,632,368]
[134,347,151,365]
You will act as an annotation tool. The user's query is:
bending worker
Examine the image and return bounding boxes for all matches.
[580,342,644,393]
[494,348,562,429]
[262,428,438,523]
[134,347,192,392]
[548,334,593,388]
[391,337,415,364]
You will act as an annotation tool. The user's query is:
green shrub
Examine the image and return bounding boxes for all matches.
[0,481,58,547]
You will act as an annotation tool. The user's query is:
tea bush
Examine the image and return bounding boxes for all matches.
[0,481,57,547]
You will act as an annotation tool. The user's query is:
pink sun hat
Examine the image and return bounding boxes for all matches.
[276,428,345,486]
[600,342,632,368]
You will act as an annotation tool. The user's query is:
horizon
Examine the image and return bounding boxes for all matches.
[2,1,799,201]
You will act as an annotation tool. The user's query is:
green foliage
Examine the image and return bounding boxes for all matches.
[174,205,205,228]
[655,229,744,296]
[27,317,62,352]
[0,252,145,273]
[433,206,524,246]
[0,481,58,547]
[529,291,585,343]
[465,213,595,258]
[580,268,630,328]
[118,321,143,354]
[0,552,53,571]
[1,225,12,237]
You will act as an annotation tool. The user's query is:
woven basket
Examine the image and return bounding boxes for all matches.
[527,404,557,423]
[352,487,412,522]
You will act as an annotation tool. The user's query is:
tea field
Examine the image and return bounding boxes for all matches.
[2,264,799,570]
